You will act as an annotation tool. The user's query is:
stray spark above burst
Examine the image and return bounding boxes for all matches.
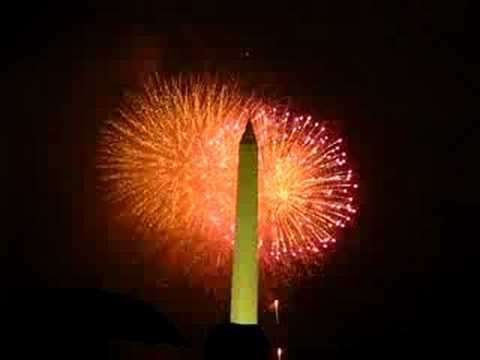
[97,74,358,281]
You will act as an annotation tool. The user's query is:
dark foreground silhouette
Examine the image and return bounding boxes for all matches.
[4,288,189,359]
[204,323,270,360]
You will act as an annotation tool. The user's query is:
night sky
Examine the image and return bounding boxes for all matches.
[7,1,475,359]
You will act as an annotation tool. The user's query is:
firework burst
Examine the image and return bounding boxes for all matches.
[255,107,357,279]
[97,74,357,284]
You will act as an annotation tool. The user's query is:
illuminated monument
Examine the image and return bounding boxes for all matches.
[230,119,259,325]
[204,120,269,359]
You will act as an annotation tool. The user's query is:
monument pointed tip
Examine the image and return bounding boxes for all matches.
[241,120,257,145]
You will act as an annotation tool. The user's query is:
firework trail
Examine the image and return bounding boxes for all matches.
[97,74,357,283]
[275,299,279,324]
[271,299,279,324]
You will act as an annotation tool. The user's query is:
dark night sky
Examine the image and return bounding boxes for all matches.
[6,1,476,359]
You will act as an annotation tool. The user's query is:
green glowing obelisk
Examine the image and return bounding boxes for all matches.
[230,119,259,325]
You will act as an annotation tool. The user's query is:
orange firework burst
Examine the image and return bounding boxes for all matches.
[97,74,357,284]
